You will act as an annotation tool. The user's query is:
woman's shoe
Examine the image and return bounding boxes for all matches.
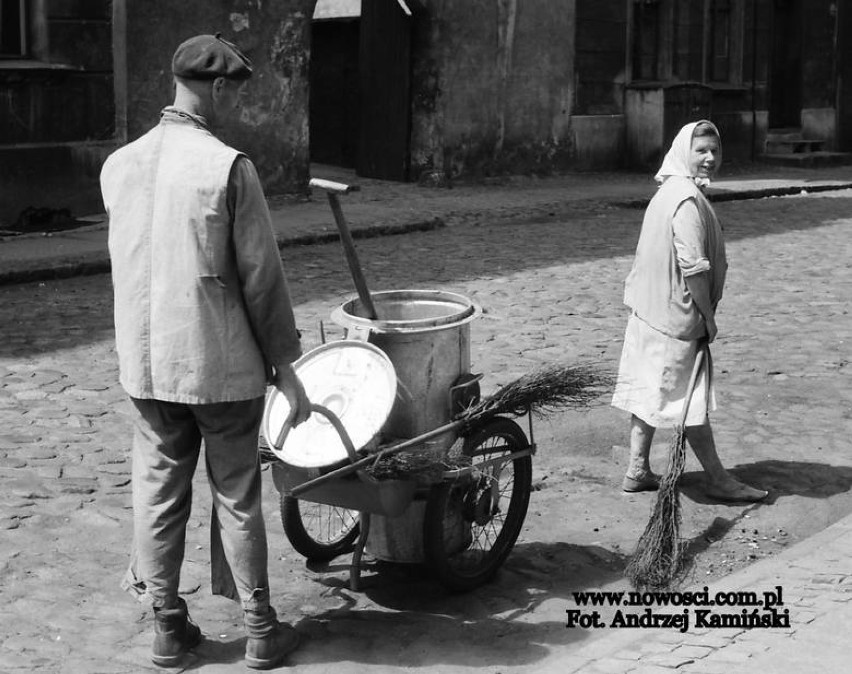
[622,472,661,493]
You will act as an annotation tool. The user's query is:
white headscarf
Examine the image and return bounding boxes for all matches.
[654,119,721,188]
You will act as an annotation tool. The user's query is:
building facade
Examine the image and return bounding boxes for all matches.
[0,0,313,228]
[0,0,848,227]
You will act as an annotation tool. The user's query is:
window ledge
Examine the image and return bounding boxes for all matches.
[0,59,78,71]
[708,83,749,93]
[627,80,712,91]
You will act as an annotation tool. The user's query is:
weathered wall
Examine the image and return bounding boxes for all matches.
[625,87,664,169]
[410,0,576,180]
[571,115,624,170]
[126,0,314,195]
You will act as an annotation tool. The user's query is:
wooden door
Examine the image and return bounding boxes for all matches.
[357,0,412,181]
[310,19,360,168]
[769,0,803,128]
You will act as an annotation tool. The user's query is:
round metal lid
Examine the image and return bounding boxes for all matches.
[262,340,397,469]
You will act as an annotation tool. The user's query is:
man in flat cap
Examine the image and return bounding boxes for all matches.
[100,34,311,670]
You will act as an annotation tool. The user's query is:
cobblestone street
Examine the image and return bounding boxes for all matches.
[1,191,851,672]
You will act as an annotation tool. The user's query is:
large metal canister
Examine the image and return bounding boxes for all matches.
[330,289,480,562]
[331,289,480,452]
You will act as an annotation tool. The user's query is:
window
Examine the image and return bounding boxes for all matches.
[708,0,731,82]
[632,0,662,81]
[0,0,27,58]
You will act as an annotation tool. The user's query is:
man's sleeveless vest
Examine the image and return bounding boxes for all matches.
[101,117,268,403]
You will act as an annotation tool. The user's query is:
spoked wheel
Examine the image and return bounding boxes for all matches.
[280,495,360,562]
[423,417,532,591]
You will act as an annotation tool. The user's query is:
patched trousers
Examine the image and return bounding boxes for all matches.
[122,397,271,612]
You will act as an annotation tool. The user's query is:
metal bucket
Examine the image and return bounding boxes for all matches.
[331,289,480,562]
[331,289,480,451]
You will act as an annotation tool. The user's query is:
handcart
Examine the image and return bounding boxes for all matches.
[260,179,538,592]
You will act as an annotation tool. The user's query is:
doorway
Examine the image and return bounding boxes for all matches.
[310,15,360,168]
[309,0,413,181]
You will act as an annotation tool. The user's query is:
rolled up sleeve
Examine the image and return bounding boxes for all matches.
[672,198,711,277]
[228,156,302,375]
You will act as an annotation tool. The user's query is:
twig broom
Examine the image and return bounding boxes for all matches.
[625,344,707,590]
[458,363,613,427]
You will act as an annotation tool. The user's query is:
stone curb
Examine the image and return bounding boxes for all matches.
[707,181,852,201]
[1,181,850,287]
[608,181,852,209]
[0,217,445,287]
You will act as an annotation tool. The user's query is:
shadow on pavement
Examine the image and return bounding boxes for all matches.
[289,195,852,304]
[664,460,852,586]
[679,460,852,504]
[182,636,246,671]
[271,541,628,669]
[731,459,852,499]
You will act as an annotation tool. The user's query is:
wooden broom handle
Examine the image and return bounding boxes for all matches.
[679,342,708,427]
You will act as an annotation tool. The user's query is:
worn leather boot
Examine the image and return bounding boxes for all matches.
[244,606,300,670]
[151,598,202,667]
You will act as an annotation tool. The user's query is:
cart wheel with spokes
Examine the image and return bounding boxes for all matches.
[423,416,532,591]
[280,495,360,562]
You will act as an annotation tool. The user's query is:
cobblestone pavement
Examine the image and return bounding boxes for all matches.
[0,191,850,672]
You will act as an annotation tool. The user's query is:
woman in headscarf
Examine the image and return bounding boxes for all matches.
[611,120,767,502]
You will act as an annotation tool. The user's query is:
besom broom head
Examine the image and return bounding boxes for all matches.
[624,427,689,590]
[362,363,613,482]
[626,343,709,590]
[457,362,613,429]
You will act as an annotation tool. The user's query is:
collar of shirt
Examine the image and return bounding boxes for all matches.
[160,106,210,131]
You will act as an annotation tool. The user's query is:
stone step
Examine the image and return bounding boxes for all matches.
[766,138,825,154]
[758,151,852,168]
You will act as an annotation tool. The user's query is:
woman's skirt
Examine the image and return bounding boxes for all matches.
[611,313,715,427]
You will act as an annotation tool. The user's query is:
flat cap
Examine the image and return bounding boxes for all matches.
[172,33,252,81]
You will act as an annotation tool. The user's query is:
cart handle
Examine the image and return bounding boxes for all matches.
[309,178,360,194]
[274,403,359,464]
[289,418,464,498]
[309,177,377,320]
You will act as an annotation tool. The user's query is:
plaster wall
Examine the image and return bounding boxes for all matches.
[712,110,758,164]
[125,0,314,195]
[802,108,837,149]
[571,115,624,169]
[410,0,576,179]
[624,88,664,169]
